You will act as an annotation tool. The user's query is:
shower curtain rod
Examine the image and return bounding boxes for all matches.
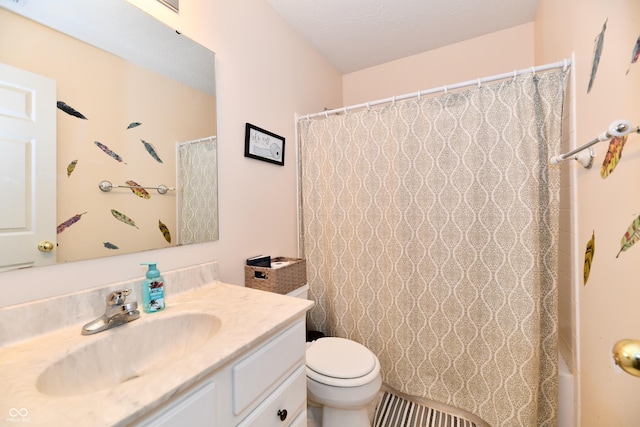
[297,58,571,121]
[177,135,216,146]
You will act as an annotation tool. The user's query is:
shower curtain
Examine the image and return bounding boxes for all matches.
[177,136,218,244]
[298,69,568,427]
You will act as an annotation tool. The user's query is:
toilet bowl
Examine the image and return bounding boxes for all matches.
[306,337,382,427]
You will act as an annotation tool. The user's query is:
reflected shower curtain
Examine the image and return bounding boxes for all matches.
[298,70,567,427]
[177,136,218,244]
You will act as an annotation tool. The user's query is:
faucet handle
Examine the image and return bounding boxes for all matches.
[107,289,132,306]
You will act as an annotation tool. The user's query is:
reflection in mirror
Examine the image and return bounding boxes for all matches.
[177,136,218,245]
[0,0,217,271]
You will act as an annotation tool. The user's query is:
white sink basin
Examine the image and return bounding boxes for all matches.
[36,312,221,396]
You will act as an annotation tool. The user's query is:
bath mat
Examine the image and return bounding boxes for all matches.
[374,390,477,427]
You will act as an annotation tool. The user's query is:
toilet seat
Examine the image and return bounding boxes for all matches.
[306,337,380,387]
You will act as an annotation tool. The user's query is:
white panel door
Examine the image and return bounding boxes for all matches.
[0,62,56,271]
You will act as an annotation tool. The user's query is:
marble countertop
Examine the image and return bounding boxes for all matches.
[0,281,313,426]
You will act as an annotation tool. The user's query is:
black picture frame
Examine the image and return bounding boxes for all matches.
[244,123,285,166]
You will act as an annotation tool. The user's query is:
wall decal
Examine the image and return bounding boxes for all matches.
[66,159,78,177]
[57,212,87,234]
[103,242,119,250]
[158,219,171,243]
[127,122,142,129]
[627,35,640,75]
[584,231,595,285]
[56,101,88,120]
[588,18,607,93]
[125,180,151,199]
[600,135,628,178]
[111,209,139,229]
[141,139,163,163]
[94,141,126,163]
[616,214,640,258]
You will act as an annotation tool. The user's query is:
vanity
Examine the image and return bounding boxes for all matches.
[0,262,314,426]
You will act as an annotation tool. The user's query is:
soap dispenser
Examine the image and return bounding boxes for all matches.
[141,262,166,313]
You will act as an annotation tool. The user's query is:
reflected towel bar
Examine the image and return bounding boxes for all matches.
[98,180,175,194]
[550,119,640,169]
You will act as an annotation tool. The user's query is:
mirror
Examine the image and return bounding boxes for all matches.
[0,0,217,269]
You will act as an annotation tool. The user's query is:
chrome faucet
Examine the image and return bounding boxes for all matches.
[81,289,140,335]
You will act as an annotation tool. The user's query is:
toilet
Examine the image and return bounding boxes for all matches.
[287,284,382,427]
[306,337,382,427]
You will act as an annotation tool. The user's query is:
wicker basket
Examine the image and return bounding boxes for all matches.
[244,257,307,295]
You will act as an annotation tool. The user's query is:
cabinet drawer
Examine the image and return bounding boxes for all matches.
[237,365,306,427]
[232,321,305,414]
[134,380,217,427]
[289,410,307,427]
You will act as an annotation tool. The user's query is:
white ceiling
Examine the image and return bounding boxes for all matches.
[266,0,541,74]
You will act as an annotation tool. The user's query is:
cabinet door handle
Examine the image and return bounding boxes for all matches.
[277,409,288,421]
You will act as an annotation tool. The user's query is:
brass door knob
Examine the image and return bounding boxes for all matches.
[38,241,54,252]
[613,339,640,377]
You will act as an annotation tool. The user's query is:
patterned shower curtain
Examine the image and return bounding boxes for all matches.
[298,70,568,427]
[177,136,218,245]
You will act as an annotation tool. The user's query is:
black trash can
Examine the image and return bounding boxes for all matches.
[306,330,326,342]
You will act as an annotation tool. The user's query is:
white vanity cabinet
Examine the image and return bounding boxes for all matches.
[134,319,307,427]
[133,380,218,427]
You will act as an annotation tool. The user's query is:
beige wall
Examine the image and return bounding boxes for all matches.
[536,0,640,425]
[0,0,342,306]
[343,23,534,105]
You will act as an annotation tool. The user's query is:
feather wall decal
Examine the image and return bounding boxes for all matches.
[67,160,78,177]
[57,212,87,234]
[626,35,640,75]
[617,214,640,258]
[140,139,163,163]
[158,219,172,243]
[111,209,139,229]
[56,101,88,120]
[94,141,126,163]
[127,122,142,129]
[588,18,607,94]
[600,135,628,179]
[103,242,119,250]
[584,231,595,285]
[125,180,151,199]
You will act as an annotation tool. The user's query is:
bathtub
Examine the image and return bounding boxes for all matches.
[557,354,575,427]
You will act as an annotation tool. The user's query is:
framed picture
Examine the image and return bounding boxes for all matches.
[244,123,285,166]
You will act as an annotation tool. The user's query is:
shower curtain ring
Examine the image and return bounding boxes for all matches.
[444,85,448,95]
[513,70,517,81]
[392,96,396,105]
[563,59,568,71]
[366,101,371,111]
[477,78,481,88]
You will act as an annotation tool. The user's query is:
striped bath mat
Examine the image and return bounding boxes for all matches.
[373,390,478,427]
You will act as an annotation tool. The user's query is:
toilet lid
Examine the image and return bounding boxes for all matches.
[306,337,376,379]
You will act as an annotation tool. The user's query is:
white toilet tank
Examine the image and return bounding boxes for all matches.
[287,284,309,299]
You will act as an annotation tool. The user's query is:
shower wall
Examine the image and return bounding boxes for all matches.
[557,71,577,372]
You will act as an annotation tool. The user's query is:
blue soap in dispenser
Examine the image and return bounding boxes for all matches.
[141,262,166,313]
